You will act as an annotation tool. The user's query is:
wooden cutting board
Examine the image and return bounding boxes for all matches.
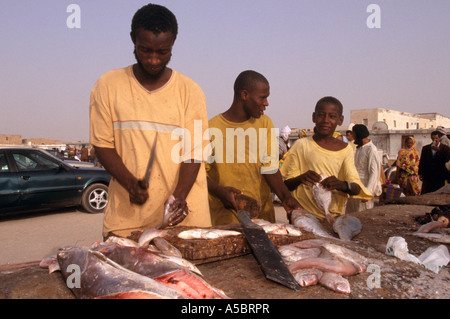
[160,225,314,264]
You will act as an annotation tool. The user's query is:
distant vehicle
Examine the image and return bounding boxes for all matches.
[0,147,111,215]
[42,149,95,168]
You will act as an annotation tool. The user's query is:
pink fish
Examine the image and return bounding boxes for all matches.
[293,269,323,287]
[416,220,447,234]
[288,256,360,276]
[318,272,351,294]
[154,270,230,299]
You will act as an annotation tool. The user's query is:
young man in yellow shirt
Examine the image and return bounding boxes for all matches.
[90,4,211,238]
[280,97,372,223]
[206,70,301,225]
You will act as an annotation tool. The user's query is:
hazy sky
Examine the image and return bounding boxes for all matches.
[1,0,449,142]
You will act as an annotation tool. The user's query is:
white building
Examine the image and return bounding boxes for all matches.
[350,108,450,131]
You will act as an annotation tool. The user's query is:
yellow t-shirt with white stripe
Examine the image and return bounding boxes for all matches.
[90,66,211,237]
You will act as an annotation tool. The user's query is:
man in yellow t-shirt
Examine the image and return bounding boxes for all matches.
[281,97,372,222]
[206,71,301,225]
[89,4,211,238]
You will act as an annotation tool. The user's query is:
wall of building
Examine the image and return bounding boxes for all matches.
[350,108,450,131]
[0,134,22,144]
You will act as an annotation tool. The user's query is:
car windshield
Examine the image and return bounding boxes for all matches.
[0,153,9,172]
[12,151,61,171]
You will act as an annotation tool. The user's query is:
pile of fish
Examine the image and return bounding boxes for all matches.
[292,173,363,241]
[172,220,302,240]
[40,234,229,299]
[278,239,368,294]
[291,210,362,242]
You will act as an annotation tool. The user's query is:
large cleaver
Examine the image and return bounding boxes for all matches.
[237,210,301,291]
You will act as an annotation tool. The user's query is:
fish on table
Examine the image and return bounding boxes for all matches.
[278,239,367,294]
[318,272,351,294]
[42,236,230,299]
[412,217,450,244]
[177,228,241,240]
[56,246,186,299]
[332,215,363,242]
[92,241,202,277]
[290,209,336,239]
[294,173,364,241]
[252,219,303,236]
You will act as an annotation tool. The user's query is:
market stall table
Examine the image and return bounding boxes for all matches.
[1,195,449,299]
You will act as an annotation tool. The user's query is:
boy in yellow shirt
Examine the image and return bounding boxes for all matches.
[280,96,372,223]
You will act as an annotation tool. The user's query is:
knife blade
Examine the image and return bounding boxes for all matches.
[138,137,157,189]
[237,210,301,291]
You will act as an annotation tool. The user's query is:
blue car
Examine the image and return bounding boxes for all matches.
[0,147,111,215]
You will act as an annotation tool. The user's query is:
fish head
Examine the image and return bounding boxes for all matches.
[56,246,91,274]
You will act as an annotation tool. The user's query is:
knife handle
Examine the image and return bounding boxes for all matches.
[138,179,148,190]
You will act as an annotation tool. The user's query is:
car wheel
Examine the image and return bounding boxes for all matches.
[81,183,109,214]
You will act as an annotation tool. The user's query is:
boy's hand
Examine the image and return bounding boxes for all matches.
[320,175,345,191]
[299,170,322,186]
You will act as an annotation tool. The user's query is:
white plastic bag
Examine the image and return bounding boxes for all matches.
[385,236,450,273]
[385,237,421,264]
[417,245,450,274]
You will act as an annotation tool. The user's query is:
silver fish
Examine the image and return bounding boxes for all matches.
[318,272,351,294]
[93,242,202,277]
[332,215,363,241]
[160,195,188,229]
[157,254,202,276]
[160,195,176,229]
[291,209,336,239]
[57,246,186,299]
[258,222,302,236]
[312,174,335,224]
[177,228,241,240]
[106,236,140,247]
[138,228,168,247]
[152,237,183,258]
